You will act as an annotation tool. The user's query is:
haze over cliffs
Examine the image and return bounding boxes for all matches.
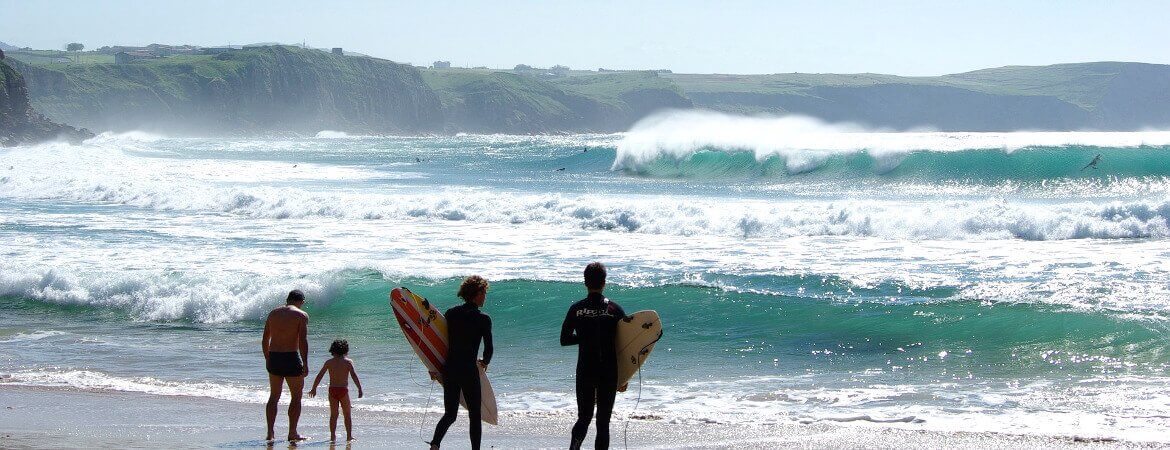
[669,62,1170,131]
[0,59,91,146]
[6,44,1170,136]
[8,46,443,135]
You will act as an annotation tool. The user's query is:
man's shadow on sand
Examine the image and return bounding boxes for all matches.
[217,438,352,449]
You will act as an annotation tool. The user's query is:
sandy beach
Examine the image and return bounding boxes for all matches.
[0,385,1159,449]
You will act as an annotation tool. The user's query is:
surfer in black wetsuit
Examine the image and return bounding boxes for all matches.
[1082,154,1102,171]
[561,262,628,450]
[429,276,493,450]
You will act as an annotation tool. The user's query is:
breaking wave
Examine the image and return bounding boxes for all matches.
[614,111,1170,179]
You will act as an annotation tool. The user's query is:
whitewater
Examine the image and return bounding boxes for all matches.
[3,113,1170,442]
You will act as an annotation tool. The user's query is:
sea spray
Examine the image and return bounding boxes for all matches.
[615,110,1170,178]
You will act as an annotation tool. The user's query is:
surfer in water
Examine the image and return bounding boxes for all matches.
[429,276,494,450]
[1082,154,1102,171]
[262,290,311,443]
[561,262,628,450]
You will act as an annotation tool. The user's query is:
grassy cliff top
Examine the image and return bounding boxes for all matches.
[8,45,412,78]
[665,62,1170,110]
[940,62,1166,108]
[664,72,922,95]
[9,45,423,98]
[419,69,573,115]
[550,71,683,106]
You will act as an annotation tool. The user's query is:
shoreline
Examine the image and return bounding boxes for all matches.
[1,385,1160,449]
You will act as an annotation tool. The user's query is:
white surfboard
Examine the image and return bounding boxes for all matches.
[615,310,663,387]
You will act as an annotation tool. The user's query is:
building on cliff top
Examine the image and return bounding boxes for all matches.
[432,60,451,69]
[115,51,161,64]
[332,48,344,55]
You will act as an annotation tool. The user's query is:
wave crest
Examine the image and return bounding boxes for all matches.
[614,111,1170,179]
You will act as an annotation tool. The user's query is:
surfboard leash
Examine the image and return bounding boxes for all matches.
[623,328,663,450]
[418,378,437,443]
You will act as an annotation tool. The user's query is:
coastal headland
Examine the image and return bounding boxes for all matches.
[4,43,1170,138]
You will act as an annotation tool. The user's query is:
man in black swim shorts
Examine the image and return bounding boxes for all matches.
[262,290,311,442]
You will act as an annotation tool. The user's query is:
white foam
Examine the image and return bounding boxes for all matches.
[4,368,1170,442]
[3,144,1169,241]
[84,131,165,145]
[315,130,352,138]
[614,110,1170,171]
[314,130,382,139]
[0,330,69,344]
[0,264,346,323]
[5,135,1170,319]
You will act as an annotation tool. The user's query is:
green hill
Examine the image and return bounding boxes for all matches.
[8,46,1170,134]
[420,69,691,133]
[666,62,1170,131]
[9,46,443,135]
[10,47,693,135]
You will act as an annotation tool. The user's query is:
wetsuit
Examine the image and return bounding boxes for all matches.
[561,292,627,450]
[430,302,493,450]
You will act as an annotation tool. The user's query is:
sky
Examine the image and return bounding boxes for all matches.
[3,0,1168,76]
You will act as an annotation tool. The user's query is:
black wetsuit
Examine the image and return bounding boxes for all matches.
[430,302,493,450]
[561,293,627,450]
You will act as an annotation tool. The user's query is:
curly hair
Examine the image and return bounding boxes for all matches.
[329,339,349,356]
[457,275,489,302]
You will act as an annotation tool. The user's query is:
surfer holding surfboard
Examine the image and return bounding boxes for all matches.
[428,276,494,450]
[390,267,657,450]
[561,262,628,450]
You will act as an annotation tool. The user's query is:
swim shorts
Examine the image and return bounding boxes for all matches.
[266,351,304,377]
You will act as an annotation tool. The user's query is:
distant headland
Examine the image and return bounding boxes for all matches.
[3,41,1170,138]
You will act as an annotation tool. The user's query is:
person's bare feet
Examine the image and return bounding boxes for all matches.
[288,434,310,442]
[347,436,356,442]
[265,433,275,443]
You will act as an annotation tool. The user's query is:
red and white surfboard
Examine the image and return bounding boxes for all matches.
[390,287,498,424]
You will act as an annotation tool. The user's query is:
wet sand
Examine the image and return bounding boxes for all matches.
[0,385,1160,449]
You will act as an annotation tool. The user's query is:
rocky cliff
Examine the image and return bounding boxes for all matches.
[12,48,1170,134]
[10,46,444,135]
[0,60,91,146]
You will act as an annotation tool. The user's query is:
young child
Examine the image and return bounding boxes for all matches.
[309,339,364,441]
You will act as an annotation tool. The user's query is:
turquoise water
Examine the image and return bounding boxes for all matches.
[3,126,1170,440]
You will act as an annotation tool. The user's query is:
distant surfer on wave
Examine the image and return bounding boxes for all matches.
[262,289,311,443]
[562,262,628,450]
[1082,154,1102,171]
[429,276,494,450]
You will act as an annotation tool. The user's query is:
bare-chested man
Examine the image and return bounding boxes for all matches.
[262,289,310,442]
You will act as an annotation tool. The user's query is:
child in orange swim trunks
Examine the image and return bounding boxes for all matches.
[310,339,364,441]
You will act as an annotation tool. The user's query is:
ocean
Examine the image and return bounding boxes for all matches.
[3,112,1170,442]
